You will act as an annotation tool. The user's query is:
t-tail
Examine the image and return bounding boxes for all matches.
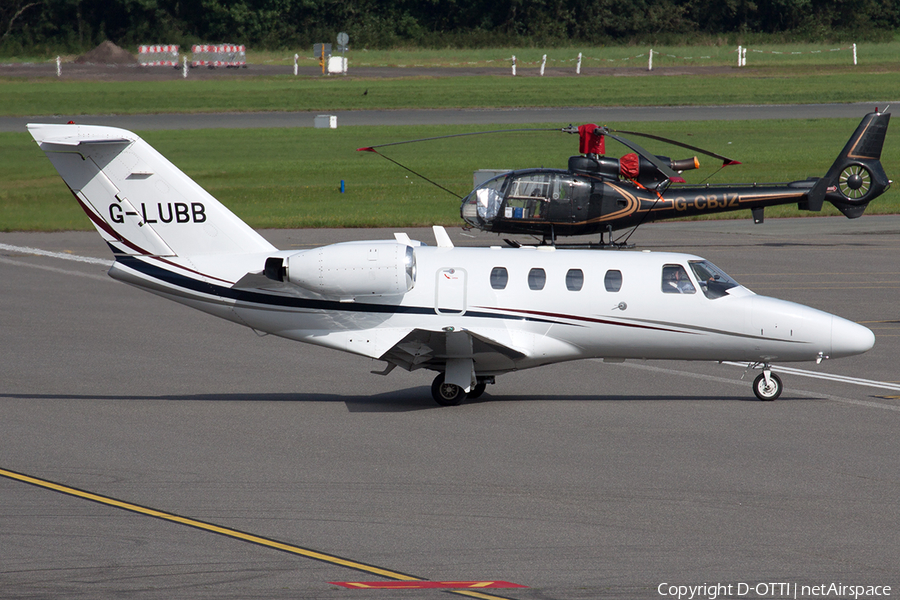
[27,123,275,258]
[803,110,892,218]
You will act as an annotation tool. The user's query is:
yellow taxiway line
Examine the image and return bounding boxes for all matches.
[0,467,520,600]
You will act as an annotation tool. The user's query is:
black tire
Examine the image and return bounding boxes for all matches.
[431,374,466,406]
[753,372,782,401]
[467,381,488,399]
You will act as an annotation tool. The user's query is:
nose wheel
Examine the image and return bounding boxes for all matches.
[752,369,783,401]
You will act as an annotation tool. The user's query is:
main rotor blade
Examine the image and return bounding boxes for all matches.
[610,129,741,166]
[360,148,463,199]
[358,128,559,151]
[604,132,684,184]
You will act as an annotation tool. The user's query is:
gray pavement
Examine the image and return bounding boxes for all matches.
[1,217,898,599]
[2,103,893,132]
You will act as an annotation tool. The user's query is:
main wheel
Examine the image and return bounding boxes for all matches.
[467,381,488,399]
[752,372,783,401]
[431,374,466,406]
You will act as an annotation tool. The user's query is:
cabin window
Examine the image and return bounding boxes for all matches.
[490,267,508,290]
[604,270,622,292]
[661,264,696,294]
[566,269,584,291]
[528,268,546,290]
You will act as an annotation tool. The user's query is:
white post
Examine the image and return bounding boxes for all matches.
[742,47,747,67]
[56,56,61,77]
[576,52,582,75]
[737,46,742,67]
[512,55,516,76]
[294,53,299,76]
[648,49,653,71]
[182,55,188,78]
[540,54,547,76]
[853,43,857,65]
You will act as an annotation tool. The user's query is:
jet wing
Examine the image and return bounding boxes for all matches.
[378,328,527,375]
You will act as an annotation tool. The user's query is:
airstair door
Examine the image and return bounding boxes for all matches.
[435,268,467,315]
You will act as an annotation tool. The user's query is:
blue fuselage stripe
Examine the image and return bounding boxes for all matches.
[115,256,564,324]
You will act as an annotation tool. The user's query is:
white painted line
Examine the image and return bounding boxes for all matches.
[613,361,900,413]
[0,243,113,266]
[723,361,900,392]
[0,256,110,281]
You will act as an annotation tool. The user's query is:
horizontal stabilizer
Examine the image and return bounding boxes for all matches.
[37,136,132,147]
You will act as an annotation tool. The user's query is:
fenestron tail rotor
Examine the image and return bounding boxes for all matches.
[838,164,872,200]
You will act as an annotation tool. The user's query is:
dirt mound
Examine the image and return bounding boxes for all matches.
[75,40,137,65]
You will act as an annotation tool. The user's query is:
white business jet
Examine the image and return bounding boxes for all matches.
[28,123,875,405]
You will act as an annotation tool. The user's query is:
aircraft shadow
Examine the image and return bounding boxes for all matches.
[0,389,437,413]
[0,389,775,412]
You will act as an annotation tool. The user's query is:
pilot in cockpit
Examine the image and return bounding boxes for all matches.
[662,265,696,294]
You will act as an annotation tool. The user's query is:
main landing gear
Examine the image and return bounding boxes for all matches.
[430,374,490,406]
[751,366,783,401]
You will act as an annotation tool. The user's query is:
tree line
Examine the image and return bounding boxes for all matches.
[3,0,898,55]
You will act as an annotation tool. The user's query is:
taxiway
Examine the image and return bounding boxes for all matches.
[2,217,898,599]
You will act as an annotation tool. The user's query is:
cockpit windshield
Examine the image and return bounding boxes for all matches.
[689,260,740,299]
[461,173,507,227]
[461,170,593,229]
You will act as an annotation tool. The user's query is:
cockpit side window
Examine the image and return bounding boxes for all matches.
[689,260,740,299]
[509,174,552,201]
[661,264,696,294]
[553,174,592,205]
[505,174,552,220]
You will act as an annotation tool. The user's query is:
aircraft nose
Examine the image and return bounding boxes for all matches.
[831,316,875,358]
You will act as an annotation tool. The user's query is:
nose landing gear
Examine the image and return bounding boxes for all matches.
[752,367,783,401]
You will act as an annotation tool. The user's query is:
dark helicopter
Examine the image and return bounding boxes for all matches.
[458,110,890,244]
[362,110,891,245]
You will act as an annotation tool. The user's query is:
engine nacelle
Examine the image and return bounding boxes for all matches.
[265,242,416,298]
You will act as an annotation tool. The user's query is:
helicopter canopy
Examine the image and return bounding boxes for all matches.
[461,170,593,229]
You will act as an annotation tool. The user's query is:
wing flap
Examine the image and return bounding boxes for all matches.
[378,328,527,373]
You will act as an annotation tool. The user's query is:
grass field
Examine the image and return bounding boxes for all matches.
[2,42,898,231]
[2,41,899,115]
[1,67,898,116]
[5,118,897,232]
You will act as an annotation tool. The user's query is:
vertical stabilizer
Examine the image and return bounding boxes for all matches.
[804,111,891,217]
[28,124,276,257]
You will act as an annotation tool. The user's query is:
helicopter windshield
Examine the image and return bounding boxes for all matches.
[461,173,506,227]
[461,171,593,228]
[689,260,740,299]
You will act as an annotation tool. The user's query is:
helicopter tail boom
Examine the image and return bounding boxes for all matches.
[803,110,891,218]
